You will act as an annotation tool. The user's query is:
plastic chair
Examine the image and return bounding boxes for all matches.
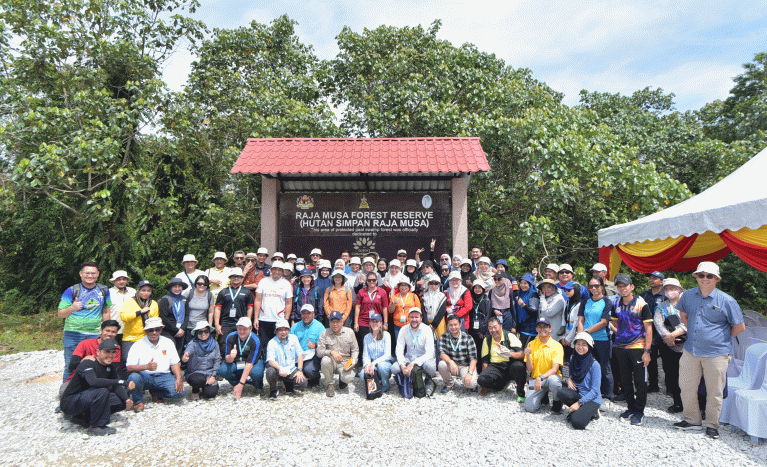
[735,328,767,361]
[732,362,767,444]
[720,342,767,441]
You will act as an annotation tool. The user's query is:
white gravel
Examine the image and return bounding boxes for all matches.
[1,350,765,467]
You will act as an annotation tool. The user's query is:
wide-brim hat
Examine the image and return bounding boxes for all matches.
[143,317,164,330]
[544,263,560,273]
[109,270,129,283]
[471,279,486,289]
[213,252,227,261]
[331,269,347,278]
[167,277,189,290]
[397,279,412,288]
[182,254,198,264]
[573,331,594,348]
[388,259,402,268]
[257,247,269,255]
[192,321,214,336]
[558,264,574,274]
[447,271,462,282]
[537,278,558,289]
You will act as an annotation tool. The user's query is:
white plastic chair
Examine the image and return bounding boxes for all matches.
[720,342,767,443]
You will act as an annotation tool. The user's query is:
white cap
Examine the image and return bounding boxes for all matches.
[287,254,297,260]
[300,304,315,313]
[591,263,607,272]
[447,271,462,281]
[109,270,129,282]
[363,256,376,265]
[331,269,347,278]
[228,267,244,277]
[471,279,487,289]
[257,247,268,255]
[389,259,402,268]
[694,261,721,278]
[143,317,164,330]
[272,252,284,259]
[271,261,285,270]
[397,249,407,255]
[282,263,294,272]
[405,259,418,268]
[397,278,412,288]
[662,278,684,290]
[558,263,574,273]
[310,248,322,256]
[236,317,252,328]
[213,252,227,260]
[461,258,472,266]
[275,319,290,330]
[407,307,422,315]
[544,263,560,273]
[350,257,361,265]
[573,331,594,348]
[182,254,197,264]
[478,256,492,265]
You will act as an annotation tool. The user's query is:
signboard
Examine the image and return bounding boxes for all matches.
[279,192,451,261]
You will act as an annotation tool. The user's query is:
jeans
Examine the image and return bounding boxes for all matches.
[219,360,265,389]
[63,331,99,382]
[127,371,185,404]
[359,361,393,392]
[592,339,614,397]
[524,375,562,412]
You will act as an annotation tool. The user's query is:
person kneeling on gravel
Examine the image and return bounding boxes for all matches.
[477,316,526,399]
[523,317,564,413]
[265,319,307,399]
[318,310,359,397]
[61,339,134,436]
[219,317,265,400]
[125,317,186,411]
[182,321,221,401]
[556,332,602,429]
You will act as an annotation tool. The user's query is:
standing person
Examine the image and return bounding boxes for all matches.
[265,319,307,399]
[308,248,323,272]
[361,257,382,287]
[538,279,567,340]
[478,316,526,399]
[489,273,514,332]
[459,259,476,289]
[673,262,744,439]
[213,268,254,358]
[523,317,564,413]
[60,339,133,436]
[653,278,686,413]
[556,332,603,430]
[439,314,479,393]
[243,252,265,302]
[381,259,407,298]
[388,280,422,344]
[120,280,159,361]
[255,247,272,277]
[292,269,324,326]
[468,280,491,353]
[359,313,393,393]
[640,271,665,393]
[396,249,408,265]
[445,271,473,331]
[515,273,541,348]
[290,304,325,387]
[542,263,559,280]
[317,311,359,397]
[184,275,215,336]
[591,263,617,297]
[611,273,653,426]
[422,276,448,338]
[577,276,614,399]
[325,269,354,328]
[219,317,264,399]
[125,317,186,411]
[108,270,135,345]
[253,262,294,358]
[473,257,495,290]
[231,251,246,270]
[355,272,389,357]
[377,258,389,277]
[469,246,483,271]
[58,261,112,382]
[206,252,231,298]
[158,278,189,356]
[340,250,352,272]
[451,254,462,272]
[181,321,221,400]
[175,254,205,289]
[438,263,452,291]
[348,257,363,289]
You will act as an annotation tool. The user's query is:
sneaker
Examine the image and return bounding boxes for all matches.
[478,387,489,396]
[592,411,600,421]
[517,396,526,403]
[673,420,703,431]
[339,381,348,390]
[190,393,200,401]
[705,427,720,439]
[630,412,644,426]
[667,404,683,414]
[619,409,633,420]
[440,385,452,394]
[612,393,626,402]
[326,384,335,398]
[269,389,279,400]
[551,401,563,414]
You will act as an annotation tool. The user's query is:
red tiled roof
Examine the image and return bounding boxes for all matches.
[230,138,490,175]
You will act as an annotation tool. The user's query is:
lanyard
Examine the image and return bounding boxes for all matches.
[408,326,421,347]
[450,334,461,352]
[228,286,243,301]
[237,337,250,358]
[367,289,377,304]
[278,339,289,364]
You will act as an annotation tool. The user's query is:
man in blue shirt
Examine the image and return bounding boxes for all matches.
[673,261,745,439]
[290,304,325,387]
[265,319,306,399]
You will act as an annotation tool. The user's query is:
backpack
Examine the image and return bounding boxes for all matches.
[412,365,427,398]
[395,371,413,399]
[72,283,109,302]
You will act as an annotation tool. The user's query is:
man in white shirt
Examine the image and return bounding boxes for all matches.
[108,270,135,343]
[265,319,307,399]
[175,254,205,289]
[392,307,437,380]
[125,317,185,411]
[254,261,294,357]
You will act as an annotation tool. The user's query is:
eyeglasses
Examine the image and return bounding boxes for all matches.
[696,273,716,279]
[366,279,377,283]
[558,271,572,275]
[494,278,502,281]
[234,257,244,260]
[198,330,210,334]
[587,284,601,289]
[246,259,256,262]
[146,328,162,333]
[195,282,207,287]
[398,254,406,257]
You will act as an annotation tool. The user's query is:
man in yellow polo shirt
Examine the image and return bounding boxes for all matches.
[524,317,564,413]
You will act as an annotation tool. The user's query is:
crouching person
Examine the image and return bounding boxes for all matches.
[391,308,437,396]
[318,310,359,397]
[218,317,265,400]
[126,317,186,411]
[438,314,478,393]
[477,316,526,399]
[523,317,564,413]
[265,319,307,399]
[61,339,132,436]
[182,321,221,400]
[556,332,602,429]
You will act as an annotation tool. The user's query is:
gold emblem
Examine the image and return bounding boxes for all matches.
[359,195,370,209]
[296,195,314,210]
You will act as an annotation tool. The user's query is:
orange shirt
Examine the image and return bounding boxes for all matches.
[324,286,354,322]
[390,292,421,327]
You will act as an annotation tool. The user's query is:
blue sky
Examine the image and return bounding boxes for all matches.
[163,0,767,111]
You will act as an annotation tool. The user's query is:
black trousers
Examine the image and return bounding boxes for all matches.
[218,324,237,358]
[258,321,277,359]
[614,347,647,413]
[265,366,308,391]
[186,373,219,399]
[60,387,127,428]
[658,345,682,406]
[557,387,600,430]
[355,326,369,366]
[477,360,526,396]
[468,329,485,373]
[646,342,661,389]
[592,339,613,397]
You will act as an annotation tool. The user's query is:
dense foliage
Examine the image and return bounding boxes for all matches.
[1,8,765,312]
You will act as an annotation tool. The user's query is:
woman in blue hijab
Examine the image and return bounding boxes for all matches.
[515,273,540,348]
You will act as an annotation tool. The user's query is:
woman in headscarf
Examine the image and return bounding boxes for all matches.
[444,271,473,332]
[489,272,514,332]
[381,259,408,298]
[469,279,491,354]
[561,281,583,361]
[387,279,421,345]
[474,256,495,290]
[182,321,221,400]
[451,254,463,272]
[159,277,189,355]
[377,258,389,277]
[314,261,333,302]
[653,278,686,413]
[439,263,452,291]
[422,275,448,339]
[556,332,602,430]
[538,279,566,340]
[403,259,420,287]
[120,280,159,362]
[324,269,354,328]
[515,273,541,348]
[459,259,475,289]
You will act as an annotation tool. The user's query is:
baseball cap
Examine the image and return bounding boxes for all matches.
[613,274,633,285]
[591,263,607,272]
[471,279,486,289]
[143,317,163,330]
[408,307,422,315]
[397,249,407,255]
[369,313,383,322]
[228,267,244,277]
[310,248,322,256]
[558,264,574,273]
[236,317,252,328]
[271,261,285,270]
[536,317,552,327]
[561,280,575,290]
[136,280,152,289]
[98,339,119,351]
[544,263,560,273]
[328,310,343,321]
[300,304,315,313]
[647,271,665,280]
[447,271,462,281]
[275,319,290,330]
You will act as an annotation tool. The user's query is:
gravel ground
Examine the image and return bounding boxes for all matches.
[1,350,765,467]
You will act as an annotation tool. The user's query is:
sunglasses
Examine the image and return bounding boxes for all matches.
[494,278,502,281]
[234,257,244,260]
[146,328,162,333]
[198,329,210,334]
[246,259,256,262]
[366,279,377,283]
[441,269,449,272]
[696,273,716,279]
[195,282,207,286]
[587,284,601,289]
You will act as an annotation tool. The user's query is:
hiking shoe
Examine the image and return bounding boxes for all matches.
[619,409,633,420]
[592,411,600,421]
[551,401,563,414]
[269,389,279,400]
[339,381,348,390]
[87,426,116,436]
[630,412,644,426]
[667,404,683,414]
[440,385,452,394]
[478,387,489,396]
[517,396,526,403]
[612,393,626,402]
[673,420,703,431]
[647,385,660,393]
[326,384,335,398]
[705,427,720,439]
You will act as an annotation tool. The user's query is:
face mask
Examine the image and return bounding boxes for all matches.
[296,264,304,271]
[664,289,680,300]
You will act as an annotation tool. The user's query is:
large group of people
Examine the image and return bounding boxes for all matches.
[57,246,745,440]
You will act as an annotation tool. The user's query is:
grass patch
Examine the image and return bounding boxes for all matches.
[0,312,62,355]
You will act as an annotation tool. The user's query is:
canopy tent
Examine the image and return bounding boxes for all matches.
[597,147,767,278]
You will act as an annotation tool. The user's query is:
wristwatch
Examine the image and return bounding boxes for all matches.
[643,349,651,354]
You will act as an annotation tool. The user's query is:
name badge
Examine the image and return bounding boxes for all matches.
[400,314,407,324]
[235,362,245,371]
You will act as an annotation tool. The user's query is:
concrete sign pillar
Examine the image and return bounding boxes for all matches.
[451,174,470,259]
[260,176,280,254]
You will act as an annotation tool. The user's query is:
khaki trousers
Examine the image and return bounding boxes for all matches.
[679,350,730,429]
[320,356,355,386]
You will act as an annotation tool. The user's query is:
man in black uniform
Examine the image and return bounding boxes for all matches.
[214,267,254,357]
[60,339,133,436]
